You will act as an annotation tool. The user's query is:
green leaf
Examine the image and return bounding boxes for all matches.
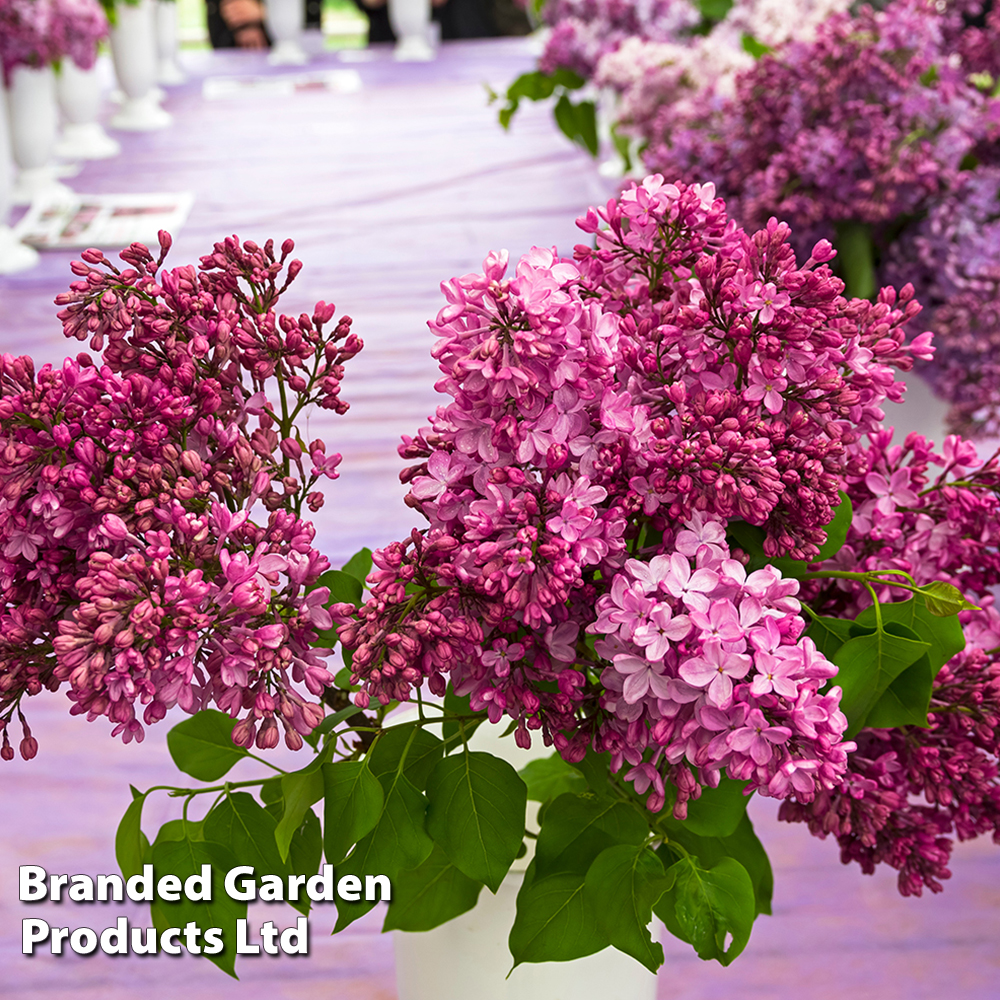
[365,725,443,790]
[832,621,931,734]
[322,760,385,865]
[203,792,287,883]
[115,792,148,881]
[333,773,433,931]
[585,845,669,972]
[507,70,559,102]
[553,95,599,156]
[260,776,283,804]
[682,778,751,839]
[287,807,323,914]
[382,843,485,932]
[149,837,244,978]
[341,547,373,585]
[696,0,733,20]
[741,32,772,58]
[166,710,248,782]
[920,579,980,617]
[805,615,856,660]
[509,867,609,966]
[815,491,853,561]
[534,793,648,879]
[569,749,614,797]
[854,597,965,675]
[315,569,362,606]
[275,768,325,862]
[519,753,588,803]
[864,653,933,729]
[153,819,204,846]
[659,814,773,917]
[425,750,527,892]
[655,856,755,966]
[550,67,586,90]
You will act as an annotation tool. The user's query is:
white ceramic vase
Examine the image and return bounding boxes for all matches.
[0,84,40,272]
[55,60,121,159]
[266,0,309,65]
[5,65,74,205]
[393,871,659,1000]
[155,0,186,85]
[391,710,659,1000]
[389,0,434,61]
[109,0,172,130]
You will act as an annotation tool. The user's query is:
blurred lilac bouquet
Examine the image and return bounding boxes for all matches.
[0,234,360,759]
[0,0,108,83]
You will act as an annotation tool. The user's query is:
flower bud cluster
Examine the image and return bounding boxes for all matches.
[0,0,107,83]
[0,233,361,755]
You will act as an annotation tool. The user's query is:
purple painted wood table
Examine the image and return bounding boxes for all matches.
[1,38,998,1000]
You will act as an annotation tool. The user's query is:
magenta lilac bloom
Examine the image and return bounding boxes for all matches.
[0,234,361,757]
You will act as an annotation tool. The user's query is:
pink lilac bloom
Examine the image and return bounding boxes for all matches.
[339,175,937,827]
[0,0,107,83]
[0,232,362,757]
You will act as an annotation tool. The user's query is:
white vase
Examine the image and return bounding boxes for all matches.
[390,708,659,1000]
[389,0,434,61]
[266,0,309,65]
[155,0,186,85]
[393,871,659,1000]
[0,85,39,272]
[55,61,121,159]
[5,65,75,205]
[109,0,172,130]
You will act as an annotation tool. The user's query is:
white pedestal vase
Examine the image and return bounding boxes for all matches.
[394,872,659,1000]
[0,86,39,272]
[155,0,186,85]
[266,0,309,66]
[109,0,172,130]
[389,0,434,61]
[5,65,74,205]
[55,61,121,159]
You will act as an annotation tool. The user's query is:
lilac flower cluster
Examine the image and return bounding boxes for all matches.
[780,430,1000,893]
[339,176,934,817]
[643,0,997,257]
[538,0,699,80]
[0,234,361,759]
[0,0,107,83]
[591,520,850,814]
[594,0,851,143]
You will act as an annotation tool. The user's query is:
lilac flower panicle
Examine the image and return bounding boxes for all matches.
[0,233,362,756]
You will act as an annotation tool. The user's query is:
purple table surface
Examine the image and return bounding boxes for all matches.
[2,38,999,1000]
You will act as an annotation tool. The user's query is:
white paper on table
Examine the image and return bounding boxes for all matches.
[13,192,194,250]
[202,69,363,100]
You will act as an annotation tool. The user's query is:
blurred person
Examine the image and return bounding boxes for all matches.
[351,0,528,44]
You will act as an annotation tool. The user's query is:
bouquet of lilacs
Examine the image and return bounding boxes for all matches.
[15,182,1000,981]
[0,233,360,760]
[0,0,108,83]
[629,0,1000,435]
[495,0,852,162]
[595,0,852,152]
[320,176,996,968]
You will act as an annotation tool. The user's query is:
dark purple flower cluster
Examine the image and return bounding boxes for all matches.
[781,429,1000,892]
[0,234,361,757]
